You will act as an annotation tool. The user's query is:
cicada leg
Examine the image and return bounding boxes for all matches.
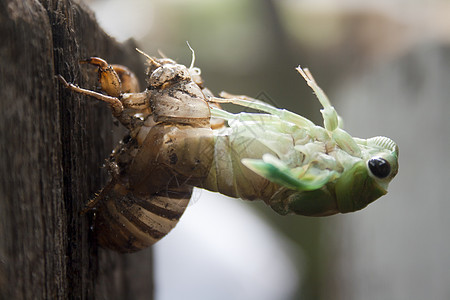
[80,57,146,110]
[219,91,278,108]
[209,94,315,129]
[110,64,140,93]
[58,55,151,128]
[57,75,124,117]
[214,67,359,157]
[81,158,122,215]
[79,57,122,97]
[295,67,340,131]
[79,57,140,95]
[296,67,361,157]
[242,153,338,192]
[81,178,116,215]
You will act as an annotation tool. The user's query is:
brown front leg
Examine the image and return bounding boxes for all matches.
[58,56,149,129]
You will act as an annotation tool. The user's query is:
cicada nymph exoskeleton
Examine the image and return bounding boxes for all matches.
[59,51,218,252]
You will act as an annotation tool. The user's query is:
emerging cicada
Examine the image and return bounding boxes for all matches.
[59,48,398,253]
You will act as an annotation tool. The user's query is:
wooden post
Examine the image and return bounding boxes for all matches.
[0,0,153,298]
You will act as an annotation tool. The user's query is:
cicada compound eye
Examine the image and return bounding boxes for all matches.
[368,157,391,179]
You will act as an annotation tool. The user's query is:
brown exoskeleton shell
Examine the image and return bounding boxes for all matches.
[59,51,216,252]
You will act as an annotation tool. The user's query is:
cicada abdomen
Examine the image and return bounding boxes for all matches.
[60,53,215,252]
[93,181,192,252]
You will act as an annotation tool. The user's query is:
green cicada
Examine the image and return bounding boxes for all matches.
[59,50,398,252]
[206,67,398,216]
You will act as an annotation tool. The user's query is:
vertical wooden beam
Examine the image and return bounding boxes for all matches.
[0,0,153,298]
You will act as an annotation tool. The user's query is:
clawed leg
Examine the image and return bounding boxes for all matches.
[110,64,140,93]
[81,178,117,214]
[80,57,122,97]
[80,57,140,94]
[58,74,124,117]
[58,56,152,128]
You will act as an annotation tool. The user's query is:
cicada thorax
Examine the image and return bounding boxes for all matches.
[91,58,215,252]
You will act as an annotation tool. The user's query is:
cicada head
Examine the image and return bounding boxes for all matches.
[135,48,191,88]
[335,136,399,213]
[147,62,191,88]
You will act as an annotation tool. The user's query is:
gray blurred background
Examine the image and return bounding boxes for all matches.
[85,0,450,299]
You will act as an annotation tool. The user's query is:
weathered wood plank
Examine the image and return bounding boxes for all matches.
[0,0,152,298]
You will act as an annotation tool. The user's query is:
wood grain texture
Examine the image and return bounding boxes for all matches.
[0,0,153,298]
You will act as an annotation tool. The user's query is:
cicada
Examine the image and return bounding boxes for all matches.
[59,49,398,253]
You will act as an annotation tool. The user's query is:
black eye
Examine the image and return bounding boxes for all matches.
[368,157,391,179]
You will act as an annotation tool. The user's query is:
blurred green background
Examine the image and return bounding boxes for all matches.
[86,0,450,299]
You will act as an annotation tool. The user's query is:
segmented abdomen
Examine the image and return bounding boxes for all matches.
[95,182,192,253]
